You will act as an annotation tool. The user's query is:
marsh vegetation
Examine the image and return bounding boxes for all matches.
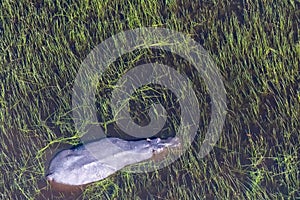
[0,0,299,199]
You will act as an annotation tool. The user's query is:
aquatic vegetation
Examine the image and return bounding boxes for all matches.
[0,0,299,199]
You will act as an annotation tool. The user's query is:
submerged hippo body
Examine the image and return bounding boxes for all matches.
[47,137,180,186]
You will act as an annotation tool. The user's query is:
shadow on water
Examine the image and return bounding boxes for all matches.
[36,181,85,200]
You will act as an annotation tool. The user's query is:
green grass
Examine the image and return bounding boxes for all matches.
[0,0,299,199]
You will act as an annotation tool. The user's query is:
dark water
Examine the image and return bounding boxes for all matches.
[36,181,84,200]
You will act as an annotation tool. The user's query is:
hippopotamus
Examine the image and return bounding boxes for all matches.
[46,137,180,186]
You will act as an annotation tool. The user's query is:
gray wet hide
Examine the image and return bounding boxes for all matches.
[46,137,180,186]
